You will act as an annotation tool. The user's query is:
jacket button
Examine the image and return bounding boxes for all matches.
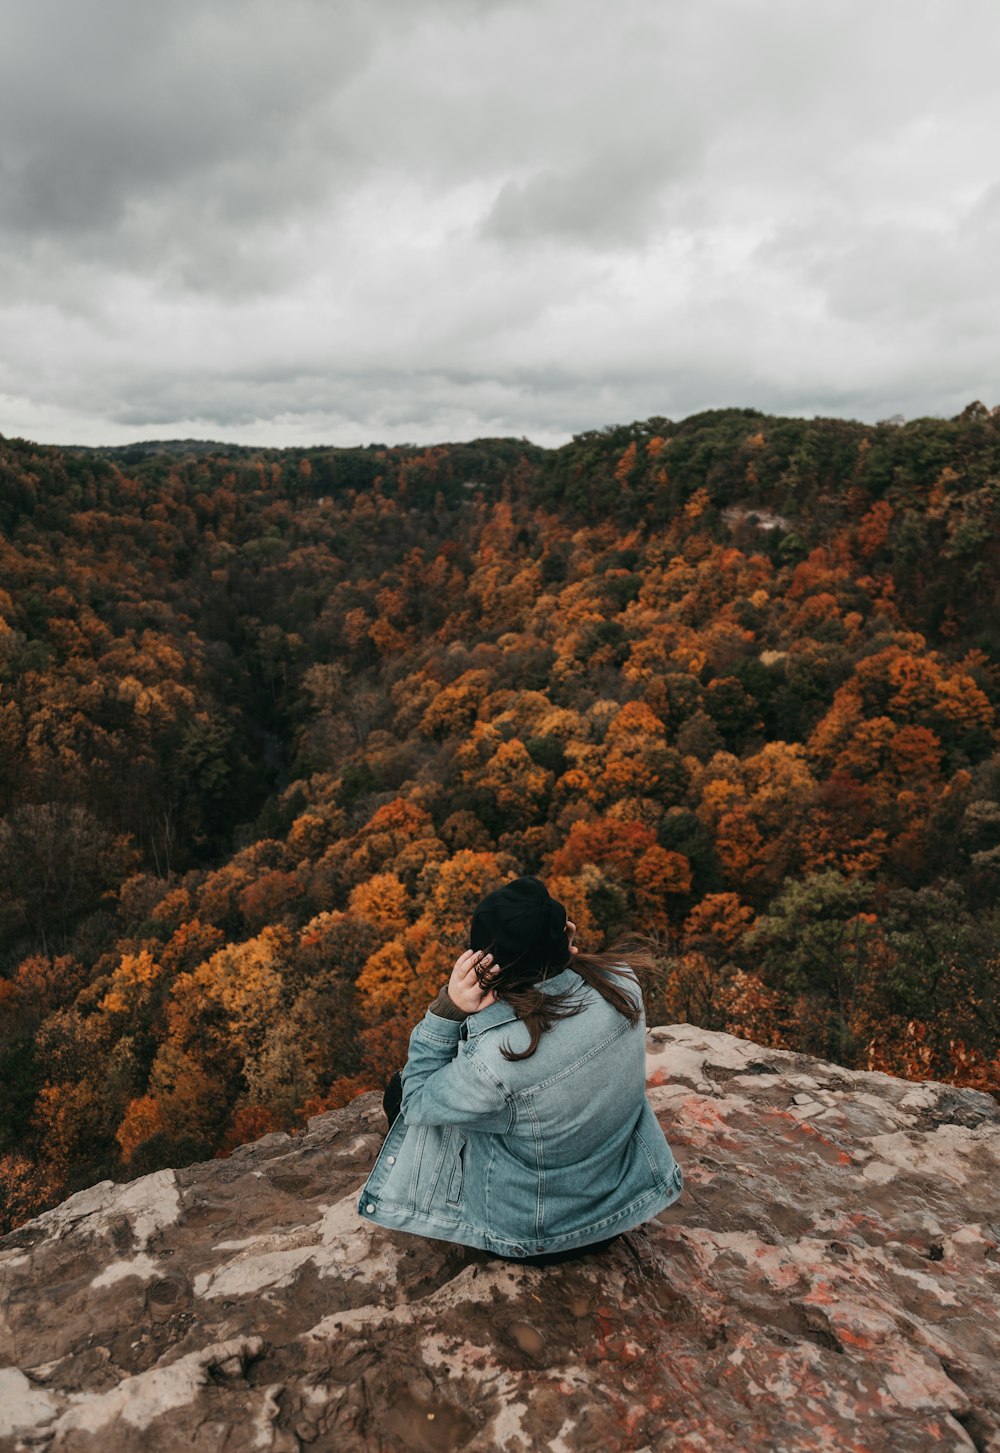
[387,1155,395,1165]
[365,1203,375,1213]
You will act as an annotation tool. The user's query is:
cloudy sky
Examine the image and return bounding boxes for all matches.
[2,0,999,449]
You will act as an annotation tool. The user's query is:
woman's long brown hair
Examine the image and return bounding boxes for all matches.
[477,935,658,1062]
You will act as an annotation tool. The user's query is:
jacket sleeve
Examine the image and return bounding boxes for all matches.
[399,1008,513,1132]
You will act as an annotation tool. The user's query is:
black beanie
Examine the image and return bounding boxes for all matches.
[470,876,570,984]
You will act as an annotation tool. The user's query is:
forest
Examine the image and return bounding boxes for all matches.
[1,402,998,1232]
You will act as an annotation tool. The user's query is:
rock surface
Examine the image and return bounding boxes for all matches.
[2,1025,1000,1452]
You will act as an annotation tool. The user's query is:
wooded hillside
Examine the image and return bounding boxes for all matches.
[1,403,998,1230]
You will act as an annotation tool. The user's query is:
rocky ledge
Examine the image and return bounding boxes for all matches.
[2,1025,999,1453]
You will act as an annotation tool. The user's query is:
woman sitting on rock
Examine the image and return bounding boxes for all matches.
[358,875,682,1263]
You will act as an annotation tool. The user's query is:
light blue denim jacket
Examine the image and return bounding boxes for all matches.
[358,966,682,1256]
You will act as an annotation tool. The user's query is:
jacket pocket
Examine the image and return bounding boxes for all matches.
[446,1134,467,1207]
[633,1122,675,1190]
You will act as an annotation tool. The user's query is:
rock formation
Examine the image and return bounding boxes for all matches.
[2,1025,999,1452]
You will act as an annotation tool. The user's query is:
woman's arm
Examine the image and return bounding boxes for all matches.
[399,947,511,1130]
[399,1010,512,1129]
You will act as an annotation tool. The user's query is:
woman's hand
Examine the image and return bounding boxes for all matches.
[448,948,498,1014]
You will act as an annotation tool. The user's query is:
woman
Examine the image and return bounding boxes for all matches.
[358,875,682,1261]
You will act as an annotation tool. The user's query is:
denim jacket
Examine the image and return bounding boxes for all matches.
[358,966,682,1256]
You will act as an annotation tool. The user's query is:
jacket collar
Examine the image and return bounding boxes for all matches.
[463,966,579,1038]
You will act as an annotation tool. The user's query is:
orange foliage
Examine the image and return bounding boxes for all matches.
[347,798,436,880]
[116,1093,166,1160]
[0,1154,62,1235]
[800,823,889,879]
[348,872,409,936]
[855,499,893,558]
[478,738,552,822]
[31,1080,104,1184]
[653,951,724,1027]
[165,928,287,1067]
[550,818,656,880]
[714,807,767,886]
[615,441,639,484]
[217,1104,284,1156]
[356,940,424,1023]
[542,873,598,944]
[634,846,692,928]
[147,1044,227,1142]
[683,893,756,949]
[2,954,84,1029]
[149,886,195,930]
[424,850,505,934]
[5,417,1000,1197]
[419,671,491,737]
[238,870,301,930]
[717,971,790,1048]
[359,1017,413,1085]
[303,1073,379,1114]
[944,1040,1000,1095]
[862,1019,937,1081]
[160,918,226,975]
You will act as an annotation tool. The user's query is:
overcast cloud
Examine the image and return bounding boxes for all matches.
[2,0,999,448]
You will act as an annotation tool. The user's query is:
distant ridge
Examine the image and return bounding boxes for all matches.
[68,438,264,462]
[58,435,532,464]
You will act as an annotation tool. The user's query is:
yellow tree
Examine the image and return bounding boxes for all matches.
[348,872,409,938]
[742,741,815,838]
[419,671,491,738]
[422,849,506,941]
[346,798,436,882]
[98,948,162,1021]
[355,939,429,1024]
[165,927,288,1085]
[477,738,553,827]
[30,1080,104,1192]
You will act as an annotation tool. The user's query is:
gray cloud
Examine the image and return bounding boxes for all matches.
[1,0,999,447]
[2,5,344,217]
[482,139,690,247]
[0,0,378,300]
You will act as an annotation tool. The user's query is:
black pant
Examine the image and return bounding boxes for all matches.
[381,1071,616,1265]
[383,1069,404,1129]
